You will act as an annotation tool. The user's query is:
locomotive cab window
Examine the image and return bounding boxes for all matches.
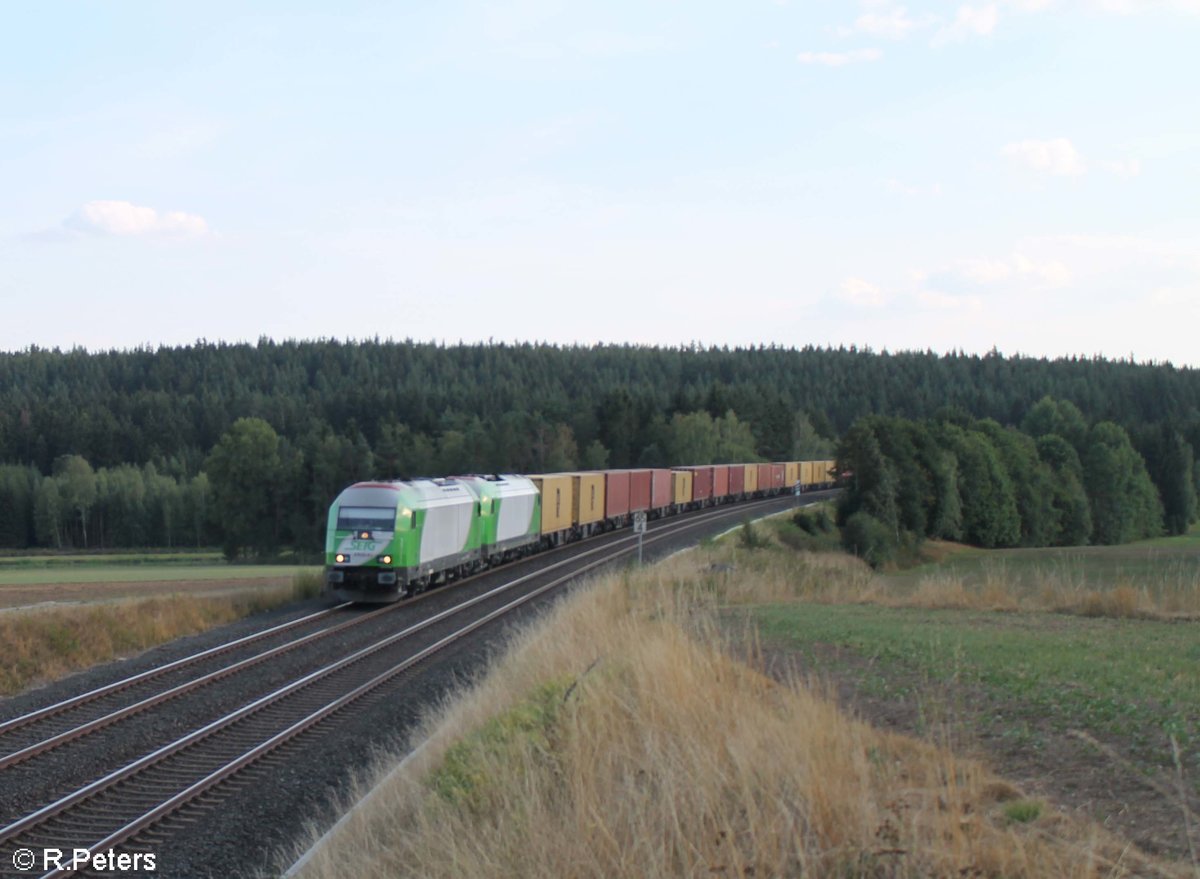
[337,506,396,532]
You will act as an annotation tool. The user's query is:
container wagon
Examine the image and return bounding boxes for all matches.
[529,474,574,546]
[570,472,605,537]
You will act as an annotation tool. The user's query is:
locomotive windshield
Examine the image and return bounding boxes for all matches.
[336,506,396,532]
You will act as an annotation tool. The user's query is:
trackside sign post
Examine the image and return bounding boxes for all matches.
[633,511,647,564]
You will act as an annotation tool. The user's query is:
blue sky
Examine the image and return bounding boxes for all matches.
[3,1,1198,362]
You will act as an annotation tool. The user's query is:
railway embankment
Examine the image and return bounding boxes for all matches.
[284,524,1190,878]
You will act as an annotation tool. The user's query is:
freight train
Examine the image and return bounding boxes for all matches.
[324,460,837,603]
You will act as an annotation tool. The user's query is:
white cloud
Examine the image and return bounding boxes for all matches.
[855,6,919,38]
[917,289,983,310]
[1002,139,1143,178]
[839,277,886,306]
[1098,158,1142,177]
[1002,137,1086,175]
[886,178,943,196]
[1150,286,1200,306]
[954,253,1071,286]
[797,48,883,66]
[65,201,209,237]
[1005,0,1199,14]
[931,4,999,44]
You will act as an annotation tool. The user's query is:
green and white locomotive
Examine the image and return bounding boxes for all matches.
[324,475,541,603]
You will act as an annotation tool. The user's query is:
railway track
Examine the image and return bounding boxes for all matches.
[0,495,809,878]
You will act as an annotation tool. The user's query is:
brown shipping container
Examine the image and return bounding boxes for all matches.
[629,469,652,512]
[785,462,800,487]
[529,474,574,535]
[756,463,771,493]
[771,463,785,489]
[671,469,693,505]
[686,466,714,501]
[649,469,672,510]
[744,463,759,495]
[604,470,631,519]
[712,465,730,498]
[728,464,745,496]
[571,472,605,525]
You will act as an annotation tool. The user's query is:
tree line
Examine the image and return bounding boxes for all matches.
[0,408,801,557]
[836,397,1198,566]
[2,340,1199,557]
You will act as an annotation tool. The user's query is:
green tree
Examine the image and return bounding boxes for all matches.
[33,475,64,548]
[1035,435,1091,545]
[54,455,97,547]
[580,439,609,471]
[665,411,718,465]
[713,411,759,463]
[938,425,1020,548]
[205,417,282,559]
[0,465,38,547]
[790,411,834,459]
[1022,396,1088,451]
[836,422,899,539]
[1082,422,1163,544]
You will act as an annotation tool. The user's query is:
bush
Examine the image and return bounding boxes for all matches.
[793,506,834,535]
[738,520,771,550]
[841,512,897,569]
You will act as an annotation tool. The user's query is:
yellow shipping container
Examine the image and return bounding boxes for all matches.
[743,463,758,494]
[824,459,837,485]
[530,474,574,535]
[800,460,814,488]
[785,462,800,487]
[570,472,605,525]
[671,469,693,505]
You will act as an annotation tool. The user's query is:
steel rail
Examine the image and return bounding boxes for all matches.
[29,495,791,879]
[0,496,786,775]
[0,603,350,739]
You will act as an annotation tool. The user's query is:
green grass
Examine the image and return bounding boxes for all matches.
[747,602,1200,779]
[892,545,1200,587]
[0,550,224,567]
[1002,800,1044,824]
[0,564,317,586]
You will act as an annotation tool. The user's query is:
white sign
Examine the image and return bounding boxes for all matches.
[632,511,647,533]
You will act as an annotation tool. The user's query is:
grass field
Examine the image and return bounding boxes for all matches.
[0,570,325,695]
[288,542,1180,879]
[749,602,1200,779]
[0,550,225,567]
[701,514,1200,859]
[0,563,315,586]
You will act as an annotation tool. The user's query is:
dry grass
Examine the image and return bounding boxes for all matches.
[288,555,1183,879]
[0,571,322,695]
[717,520,1200,619]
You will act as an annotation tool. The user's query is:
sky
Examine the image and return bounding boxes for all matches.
[2,1,1198,363]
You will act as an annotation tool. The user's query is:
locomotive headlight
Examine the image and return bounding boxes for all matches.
[335,553,346,563]
[359,531,370,539]
[381,555,393,565]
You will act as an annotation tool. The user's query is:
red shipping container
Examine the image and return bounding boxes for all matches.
[684,466,714,501]
[757,463,771,493]
[628,469,652,512]
[604,470,631,519]
[771,463,785,489]
[712,465,730,498]
[649,468,672,510]
[728,465,745,496]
